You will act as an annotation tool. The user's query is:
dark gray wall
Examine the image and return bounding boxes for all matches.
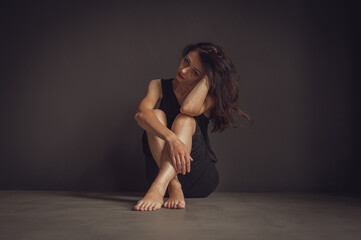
[1,0,359,193]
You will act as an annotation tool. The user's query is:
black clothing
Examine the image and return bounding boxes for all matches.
[141,78,219,198]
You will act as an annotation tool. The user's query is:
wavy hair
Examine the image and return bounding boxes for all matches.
[181,42,253,133]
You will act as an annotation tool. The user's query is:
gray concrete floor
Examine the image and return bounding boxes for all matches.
[0,191,360,240]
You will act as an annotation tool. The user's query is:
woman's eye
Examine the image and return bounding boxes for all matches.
[184,58,189,63]
[193,70,198,76]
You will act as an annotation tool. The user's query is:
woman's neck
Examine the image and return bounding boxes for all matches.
[173,79,196,97]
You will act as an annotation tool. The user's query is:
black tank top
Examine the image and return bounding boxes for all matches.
[159,78,218,163]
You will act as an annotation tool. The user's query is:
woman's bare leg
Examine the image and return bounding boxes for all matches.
[146,109,168,167]
[144,110,183,203]
[162,114,196,209]
[133,112,196,211]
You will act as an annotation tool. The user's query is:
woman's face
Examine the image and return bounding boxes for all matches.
[176,50,205,84]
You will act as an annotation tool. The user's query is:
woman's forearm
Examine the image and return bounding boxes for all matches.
[135,110,176,142]
[181,76,210,114]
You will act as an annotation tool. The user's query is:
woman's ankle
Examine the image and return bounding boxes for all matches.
[169,178,182,189]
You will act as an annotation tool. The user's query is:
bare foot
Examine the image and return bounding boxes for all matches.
[163,180,185,209]
[133,182,165,211]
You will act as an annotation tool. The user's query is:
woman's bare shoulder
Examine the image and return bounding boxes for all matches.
[149,78,161,86]
[148,79,163,109]
[149,78,163,99]
[151,78,162,83]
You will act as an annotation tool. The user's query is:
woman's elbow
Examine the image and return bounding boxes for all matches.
[134,110,150,123]
[180,107,198,116]
[134,111,142,122]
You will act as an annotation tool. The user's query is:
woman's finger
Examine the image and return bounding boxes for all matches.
[171,153,178,172]
[176,154,182,173]
[186,155,191,173]
[181,154,186,175]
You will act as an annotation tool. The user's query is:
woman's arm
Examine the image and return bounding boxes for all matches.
[135,79,177,142]
[180,76,210,115]
[135,79,192,174]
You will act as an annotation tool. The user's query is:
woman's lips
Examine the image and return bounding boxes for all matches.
[177,71,184,79]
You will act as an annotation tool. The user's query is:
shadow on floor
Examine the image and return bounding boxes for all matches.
[32,190,144,205]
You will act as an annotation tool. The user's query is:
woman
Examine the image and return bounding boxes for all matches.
[133,42,252,211]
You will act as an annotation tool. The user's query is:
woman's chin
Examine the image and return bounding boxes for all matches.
[175,76,183,82]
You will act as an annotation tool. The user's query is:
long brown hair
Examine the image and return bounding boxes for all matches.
[182,42,253,133]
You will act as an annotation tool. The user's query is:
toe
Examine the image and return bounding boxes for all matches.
[133,201,142,211]
[139,202,146,211]
[149,203,155,210]
[145,202,152,211]
[144,202,151,211]
[142,202,149,211]
[178,201,186,209]
[155,203,162,210]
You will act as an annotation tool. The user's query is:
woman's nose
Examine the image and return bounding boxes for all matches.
[181,67,188,75]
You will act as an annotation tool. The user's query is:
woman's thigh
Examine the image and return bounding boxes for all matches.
[142,117,219,197]
[175,120,219,197]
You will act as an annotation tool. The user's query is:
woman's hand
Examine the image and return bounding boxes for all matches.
[165,136,193,175]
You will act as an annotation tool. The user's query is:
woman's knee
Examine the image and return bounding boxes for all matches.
[172,113,196,135]
[152,109,167,126]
